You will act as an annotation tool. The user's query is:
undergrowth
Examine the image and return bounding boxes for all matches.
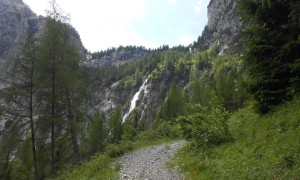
[171,97,300,179]
[54,135,181,179]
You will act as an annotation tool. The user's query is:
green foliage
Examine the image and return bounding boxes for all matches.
[91,45,146,59]
[238,0,300,113]
[189,78,212,106]
[178,96,232,147]
[55,154,118,180]
[211,56,247,110]
[187,54,247,111]
[0,121,21,179]
[108,107,122,143]
[173,97,300,179]
[35,13,87,176]
[160,85,186,121]
[156,121,182,139]
[85,111,105,156]
[137,129,161,141]
[121,120,138,141]
[105,141,134,158]
[82,51,161,89]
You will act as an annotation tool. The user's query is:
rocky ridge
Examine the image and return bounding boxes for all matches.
[0,0,85,74]
[0,0,39,72]
[195,0,243,55]
[86,48,149,67]
[94,0,243,125]
[0,0,85,134]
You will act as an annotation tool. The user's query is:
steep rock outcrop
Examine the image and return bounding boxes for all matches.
[195,0,243,54]
[0,0,85,134]
[85,49,149,67]
[0,0,40,72]
[0,0,85,74]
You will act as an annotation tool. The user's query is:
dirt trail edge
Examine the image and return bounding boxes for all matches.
[119,141,186,180]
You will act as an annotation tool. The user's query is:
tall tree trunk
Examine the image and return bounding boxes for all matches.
[51,56,56,177]
[66,89,80,162]
[30,77,38,180]
[30,62,38,180]
[3,148,11,177]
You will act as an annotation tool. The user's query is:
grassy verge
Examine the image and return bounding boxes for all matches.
[54,154,119,180]
[171,97,300,179]
[54,137,181,180]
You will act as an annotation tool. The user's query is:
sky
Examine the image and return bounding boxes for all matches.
[22,0,210,52]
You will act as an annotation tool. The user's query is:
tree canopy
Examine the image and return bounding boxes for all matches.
[239,0,300,113]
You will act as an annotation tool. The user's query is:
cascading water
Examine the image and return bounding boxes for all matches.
[122,76,150,123]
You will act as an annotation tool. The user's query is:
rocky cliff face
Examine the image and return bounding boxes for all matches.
[196,0,243,55]
[91,0,245,124]
[85,49,149,67]
[0,0,85,74]
[0,0,39,71]
[0,0,85,134]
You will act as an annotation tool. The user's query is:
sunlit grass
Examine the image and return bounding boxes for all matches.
[54,136,182,180]
[172,97,300,179]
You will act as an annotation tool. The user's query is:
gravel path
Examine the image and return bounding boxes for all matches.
[119,141,186,180]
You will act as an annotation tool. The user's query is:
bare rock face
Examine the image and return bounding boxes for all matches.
[0,0,39,71]
[196,0,244,55]
[0,0,85,134]
[86,48,149,67]
[0,0,85,73]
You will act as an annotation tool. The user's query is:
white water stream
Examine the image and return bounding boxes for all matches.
[122,76,150,123]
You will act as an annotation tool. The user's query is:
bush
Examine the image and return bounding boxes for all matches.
[55,154,118,180]
[178,102,232,147]
[137,129,161,141]
[121,121,138,141]
[156,121,182,139]
[105,141,134,158]
[173,97,300,179]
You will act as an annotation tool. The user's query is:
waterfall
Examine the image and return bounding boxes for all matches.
[122,76,150,123]
[138,104,147,125]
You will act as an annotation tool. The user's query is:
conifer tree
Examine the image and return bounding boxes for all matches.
[109,107,122,143]
[36,0,85,175]
[0,30,39,179]
[239,0,300,113]
[0,121,21,179]
[87,111,105,155]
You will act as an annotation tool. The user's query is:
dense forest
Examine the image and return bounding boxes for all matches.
[0,0,299,179]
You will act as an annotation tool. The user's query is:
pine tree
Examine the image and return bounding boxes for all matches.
[36,0,84,175]
[1,30,39,179]
[0,121,21,179]
[109,107,122,143]
[239,0,300,113]
[87,111,105,155]
[160,85,186,121]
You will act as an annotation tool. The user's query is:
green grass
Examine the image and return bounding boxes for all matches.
[54,136,181,180]
[171,97,300,179]
[54,154,119,180]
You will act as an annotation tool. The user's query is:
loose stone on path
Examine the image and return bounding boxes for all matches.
[119,141,186,180]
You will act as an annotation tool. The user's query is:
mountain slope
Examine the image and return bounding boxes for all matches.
[172,96,300,179]
[194,0,243,55]
[0,0,85,74]
[0,0,39,72]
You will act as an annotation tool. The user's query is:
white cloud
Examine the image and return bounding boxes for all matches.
[166,0,179,5]
[194,0,206,14]
[180,35,194,45]
[162,27,181,33]
[187,19,200,27]
[22,0,209,52]
[23,0,152,51]
[59,0,149,51]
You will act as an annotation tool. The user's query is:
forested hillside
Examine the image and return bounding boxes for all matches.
[0,0,299,179]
